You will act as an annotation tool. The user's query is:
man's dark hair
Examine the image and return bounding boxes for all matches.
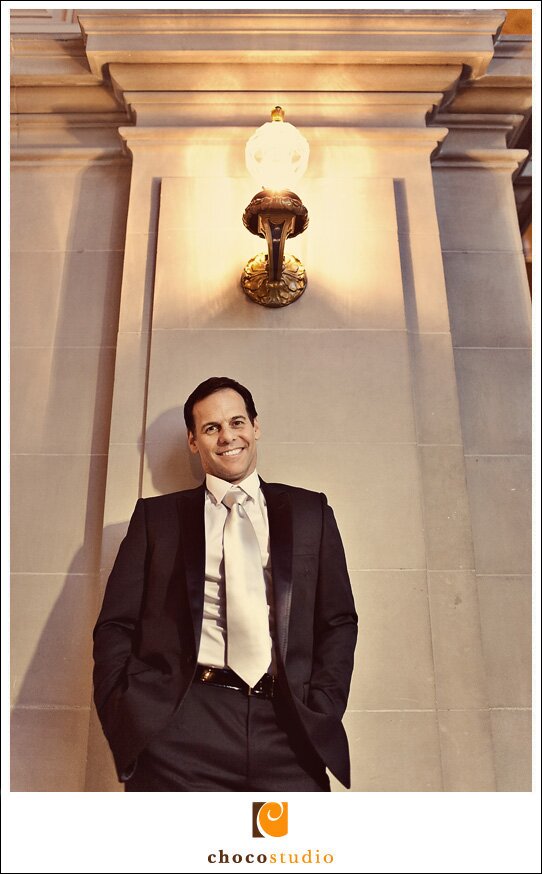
[183,377,258,434]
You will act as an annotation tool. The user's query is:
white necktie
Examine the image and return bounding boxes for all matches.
[222,488,272,688]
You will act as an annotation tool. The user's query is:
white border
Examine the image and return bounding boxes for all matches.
[2,3,539,874]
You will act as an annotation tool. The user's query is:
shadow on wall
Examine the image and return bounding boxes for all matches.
[101,408,203,574]
[146,407,203,493]
[12,408,200,792]
[11,161,131,793]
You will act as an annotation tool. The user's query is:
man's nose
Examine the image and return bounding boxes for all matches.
[218,426,235,444]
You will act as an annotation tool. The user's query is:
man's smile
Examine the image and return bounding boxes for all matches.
[217,447,244,457]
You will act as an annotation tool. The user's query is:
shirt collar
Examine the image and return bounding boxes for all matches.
[205,469,261,505]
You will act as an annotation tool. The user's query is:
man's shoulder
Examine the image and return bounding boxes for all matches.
[138,484,204,512]
[139,481,326,509]
[262,480,325,504]
[143,484,203,499]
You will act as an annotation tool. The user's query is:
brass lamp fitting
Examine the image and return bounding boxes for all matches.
[241,107,310,307]
[241,190,309,307]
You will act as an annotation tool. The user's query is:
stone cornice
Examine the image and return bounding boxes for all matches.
[78,10,505,80]
[12,112,130,129]
[10,35,97,86]
[436,33,531,119]
[474,37,531,87]
[493,35,532,60]
[108,61,464,98]
[435,112,524,130]
[11,10,530,156]
[11,35,85,55]
[10,145,130,166]
[10,85,128,115]
[78,10,505,34]
[430,108,530,164]
[9,8,80,35]
[118,125,449,152]
[11,110,132,154]
[438,86,531,116]
[432,147,528,172]
[123,91,443,129]
[433,112,526,147]
[10,33,126,115]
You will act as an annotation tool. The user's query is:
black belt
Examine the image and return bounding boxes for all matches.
[194,665,276,699]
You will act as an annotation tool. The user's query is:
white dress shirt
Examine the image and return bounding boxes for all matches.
[198,469,276,675]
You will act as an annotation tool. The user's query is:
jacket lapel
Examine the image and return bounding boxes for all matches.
[260,478,293,662]
[177,484,206,650]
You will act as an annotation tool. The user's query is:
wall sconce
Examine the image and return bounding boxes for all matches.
[241,107,310,307]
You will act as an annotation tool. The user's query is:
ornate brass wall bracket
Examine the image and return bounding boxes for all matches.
[241,190,309,308]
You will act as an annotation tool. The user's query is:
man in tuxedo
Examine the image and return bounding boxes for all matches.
[93,376,357,791]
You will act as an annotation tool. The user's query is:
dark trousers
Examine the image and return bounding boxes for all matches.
[124,681,330,792]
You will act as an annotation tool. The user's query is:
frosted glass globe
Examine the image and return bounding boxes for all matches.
[245,119,309,192]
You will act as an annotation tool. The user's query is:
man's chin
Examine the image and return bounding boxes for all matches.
[220,469,248,483]
[213,460,255,484]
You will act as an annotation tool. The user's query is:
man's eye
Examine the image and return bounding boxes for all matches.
[205,425,218,433]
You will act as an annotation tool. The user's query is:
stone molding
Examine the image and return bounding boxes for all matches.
[430,112,529,161]
[10,146,130,166]
[121,91,444,129]
[9,8,80,34]
[10,12,530,170]
[435,113,525,137]
[118,124,449,152]
[77,10,505,79]
[108,61,464,97]
[432,148,529,172]
[12,11,526,132]
[433,34,531,121]
[491,34,532,77]
[10,111,131,157]
[12,112,130,129]
[10,35,95,85]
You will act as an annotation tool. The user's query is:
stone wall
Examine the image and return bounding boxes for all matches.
[10,9,531,792]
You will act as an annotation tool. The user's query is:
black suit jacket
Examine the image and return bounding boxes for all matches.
[93,478,358,788]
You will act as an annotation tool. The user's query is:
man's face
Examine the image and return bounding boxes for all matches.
[188,388,260,484]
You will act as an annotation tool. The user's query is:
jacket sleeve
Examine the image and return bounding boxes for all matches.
[92,498,148,738]
[308,494,358,720]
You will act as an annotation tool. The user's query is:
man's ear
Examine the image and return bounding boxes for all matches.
[253,417,261,440]
[187,430,199,455]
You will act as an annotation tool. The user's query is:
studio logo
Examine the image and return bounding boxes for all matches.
[252,802,289,838]
[207,803,334,864]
